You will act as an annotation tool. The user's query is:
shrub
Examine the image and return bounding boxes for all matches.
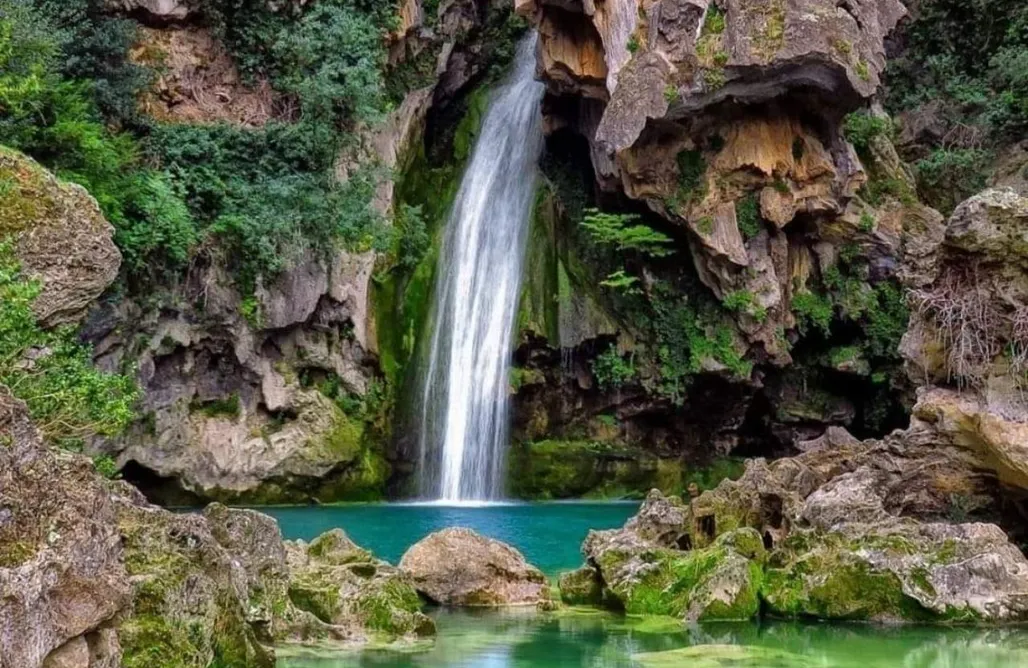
[735,194,761,240]
[0,244,138,448]
[915,148,990,215]
[581,209,674,257]
[843,110,893,156]
[592,346,636,390]
[395,203,430,271]
[793,291,833,336]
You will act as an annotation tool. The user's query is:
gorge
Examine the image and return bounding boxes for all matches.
[4,0,1028,666]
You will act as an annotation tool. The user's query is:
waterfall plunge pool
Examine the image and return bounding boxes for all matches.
[266,503,1028,667]
[263,500,638,577]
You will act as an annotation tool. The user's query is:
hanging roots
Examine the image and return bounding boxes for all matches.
[910,264,1003,388]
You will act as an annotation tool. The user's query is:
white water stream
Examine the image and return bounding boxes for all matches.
[414,35,545,502]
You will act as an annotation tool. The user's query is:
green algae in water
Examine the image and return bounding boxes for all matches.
[277,611,1028,667]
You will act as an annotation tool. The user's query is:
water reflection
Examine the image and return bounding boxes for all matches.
[276,609,1028,668]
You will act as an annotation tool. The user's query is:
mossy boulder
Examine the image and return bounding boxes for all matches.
[590,528,765,622]
[558,566,605,606]
[0,146,121,326]
[285,529,435,639]
[762,523,1028,623]
[115,494,275,668]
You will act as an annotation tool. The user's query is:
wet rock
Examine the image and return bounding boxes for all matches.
[399,528,549,606]
[0,147,121,326]
[558,566,605,606]
[588,526,765,621]
[285,529,435,639]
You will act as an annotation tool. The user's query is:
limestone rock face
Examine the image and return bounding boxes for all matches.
[0,385,434,667]
[105,0,195,23]
[0,388,130,668]
[87,0,516,504]
[899,189,1028,496]
[563,421,1028,624]
[285,529,435,639]
[399,528,549,606]
[0,148,121,326]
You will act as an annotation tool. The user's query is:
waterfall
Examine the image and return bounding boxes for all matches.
[414,35,545,503]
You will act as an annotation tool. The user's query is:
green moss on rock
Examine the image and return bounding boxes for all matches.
[507,440,685,500]
[559,566,605,606]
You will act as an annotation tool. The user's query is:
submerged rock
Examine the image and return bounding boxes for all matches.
[399,528,549,606]
[633,644,818,668]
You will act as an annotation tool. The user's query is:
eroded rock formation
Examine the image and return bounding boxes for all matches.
[84,0,527,504]
[0,386,436,667]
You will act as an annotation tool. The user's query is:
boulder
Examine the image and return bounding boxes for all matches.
[0,383,428,668]
[0,387,130,668]
[563,416,1028,624]
[285,529,435,639]
[558,566,605,606]
[586,526,765,621]
[113,490,276,668]
[763,522,1028,623]
[0,147,121,326]
[399,528,549,606]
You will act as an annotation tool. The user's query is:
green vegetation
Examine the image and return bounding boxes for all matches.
[842,110,893,157]
[581,209,674,257]
[627,34,640,54]
[592,346,636,390]
[0,0,404,292]
[703,6,726,35]
[676,150,707,203]
[859,211,876,233]
[723,290,767,323]
[0,244,137,449]
[915,148,990,215]
[793,290,833,336]
[190,393,241,419]
[735,194,761,240]
[884,0,1027,212]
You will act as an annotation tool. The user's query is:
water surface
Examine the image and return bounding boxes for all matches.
[278,610,1028,668]
[263,501,638,575]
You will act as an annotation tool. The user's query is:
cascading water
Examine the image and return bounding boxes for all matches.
[414,35,545,503]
